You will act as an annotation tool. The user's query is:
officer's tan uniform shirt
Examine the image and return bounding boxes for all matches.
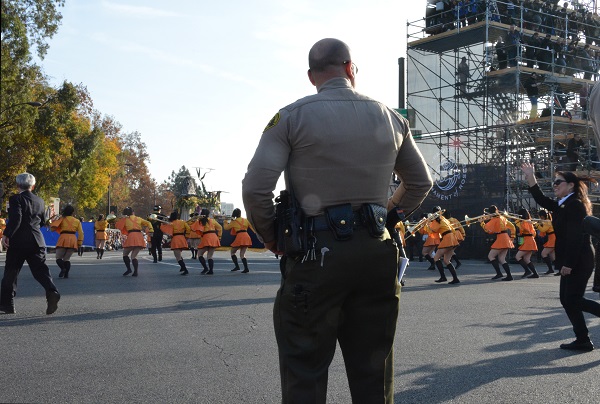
[242,77,432,243]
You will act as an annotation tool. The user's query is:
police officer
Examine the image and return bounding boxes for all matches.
[149,205,165,263]
[242,38,432,403]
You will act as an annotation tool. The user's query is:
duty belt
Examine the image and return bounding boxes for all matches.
[95,230,105,232]
[61,231,76,234]
[311,210,363,232]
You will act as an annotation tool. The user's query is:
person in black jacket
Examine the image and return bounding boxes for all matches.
[521,163,600,352]
[0,173,60,315]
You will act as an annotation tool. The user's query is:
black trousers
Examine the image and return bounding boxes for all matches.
[274,227,399,403]
[1,245,58,306]
[559,266,600,340]
[150,237,162,259]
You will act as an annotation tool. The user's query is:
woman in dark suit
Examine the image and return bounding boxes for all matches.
[521,163,600,352]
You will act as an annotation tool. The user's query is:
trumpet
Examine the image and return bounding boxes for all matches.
[463,213,498,227]
[405,209,446,238]
[148,213,170,224]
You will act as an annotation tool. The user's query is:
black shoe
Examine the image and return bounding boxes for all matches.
[153,259,158,263]
[241,269,249,273]
[554,272,561,276]
[502,276,513,281]
[132,271,138,277]
[0,305,16,314]
[179,267,185,272]
[206,270,214,275]
[491,274,504,280]
[200,269,208,275]
[181,270,189,275]
[528,273,540,279]
[58,270,65,278]
[448,279,460,284]
[231,267,240,272]
[123,269,132,276]
[435,277,447,283]
[521,271,532,278]
[544,269,554,274]
[560,339,594,352]
[46,291,60,315]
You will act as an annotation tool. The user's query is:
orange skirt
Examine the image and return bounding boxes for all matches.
[438,232,458,249]
[170,235,188,250]
[199,233,220,248]
[95,231,107,241]
[518,235,537,252]
[123,232,146,248]
[56,234,78,250]
[491,233,514,249]
[231,232,252,247]
[423,236,440,247]
[543,233,556,248]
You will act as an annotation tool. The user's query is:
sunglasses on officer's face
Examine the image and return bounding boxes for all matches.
[553,179,566,186]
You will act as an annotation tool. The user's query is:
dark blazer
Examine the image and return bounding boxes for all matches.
[529,185,594,272]
[3,190,47,248]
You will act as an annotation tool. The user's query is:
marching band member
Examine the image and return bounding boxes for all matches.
[0,215,6,253]
[480,205,515,281]
[536,209,557,275]
[420,214,440,270]
[51,205,84,279]
[428,207,460,284]
[149,205,165,263]
[191,208,222,275]
[186,212,201,259]
[445,211,464,269]
[115,207,153,277]
[161,211,191,275]
[223,208,253,273]
[515,208,540,278]
[94,214,108,259]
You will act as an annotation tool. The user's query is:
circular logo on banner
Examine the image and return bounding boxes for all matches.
[430,153,467,201]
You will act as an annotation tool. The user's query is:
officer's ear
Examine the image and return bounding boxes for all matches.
[308,69,316,86]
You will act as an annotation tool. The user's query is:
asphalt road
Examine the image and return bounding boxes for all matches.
[1,250,599,403]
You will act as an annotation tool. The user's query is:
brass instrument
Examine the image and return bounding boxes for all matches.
[463,213,498,227]
[405,209,446,238]
[148,213,170,224]
[106,214,117,223]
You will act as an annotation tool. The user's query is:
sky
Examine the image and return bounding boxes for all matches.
[39,0,424,214]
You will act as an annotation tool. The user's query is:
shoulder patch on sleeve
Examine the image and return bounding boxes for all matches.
[264,112,280,132]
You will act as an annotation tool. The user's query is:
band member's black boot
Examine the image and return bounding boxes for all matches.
[518,259,532,278]
[179,260,188,275]
[56,259,66,278]
[502,262,513,281]
[543,256,554,274]
[151,248,157,263]
[491,259,503,279]
[527,262,539,278]
[452,254,462,269]
[447,263,460,284]
[207,259,214,275]
[99,249,104,259]
[63,261,71,278]
[425,255,435,270]
[199,256,209,274]
[132,259,139,277]
[434,260,447,283]
[230,255,240,271]
[123,256,132,276]
[241,258,249,273]
[96,249,100,259]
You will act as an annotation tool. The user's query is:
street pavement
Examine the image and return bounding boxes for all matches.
[1,250,599,403]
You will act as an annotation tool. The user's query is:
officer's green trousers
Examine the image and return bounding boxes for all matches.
[274,226,400,403]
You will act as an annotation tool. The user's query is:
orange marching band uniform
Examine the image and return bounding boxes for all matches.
[515,219,537,252]
[51,216,84,250]
[191,217,222,248]
[161,218,192,274]
[536,214,557,274]
[482,215,514,250]
[420,222,440,270]
[115,215,153,248]
[223,216,254,248]
[94,218,108,259]
[186,216,202,259]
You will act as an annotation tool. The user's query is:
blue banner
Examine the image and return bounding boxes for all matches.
[41,222,96,247]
